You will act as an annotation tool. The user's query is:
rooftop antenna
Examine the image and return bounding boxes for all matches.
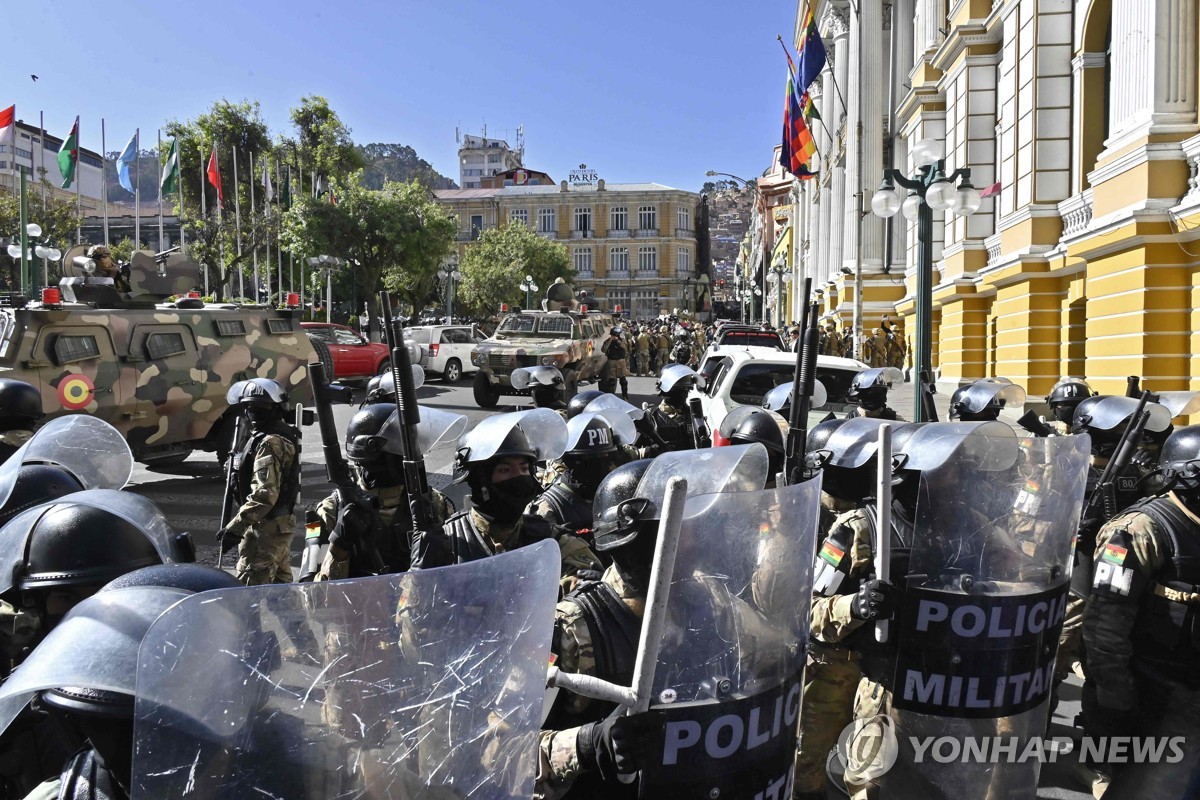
[455,126,460,145]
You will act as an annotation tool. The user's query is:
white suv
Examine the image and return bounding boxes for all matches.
[403,325,483,382]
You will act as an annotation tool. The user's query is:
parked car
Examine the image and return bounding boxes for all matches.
[300,322,391,382]
[691,349,867,435]
[403,324,483,382]
[709,326,786,350]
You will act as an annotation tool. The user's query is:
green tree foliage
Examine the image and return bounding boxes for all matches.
[0,180,85,290]
[358,143,456,190]
[288,96,363,182]
[280,176,455,314]
[163,100,272,219]
[458,221,574,316]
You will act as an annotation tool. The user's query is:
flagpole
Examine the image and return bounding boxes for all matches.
[279,160,285,301]
[75,117,82,246]
[250,150,259,303]
[102,118,111,246]
[177,142,187,263]
[215,139,226,300]
[134,128,141,251]
[39,111,46,214]
[157,130,165,251]
[233,146,243,300]
[200,141,209,296]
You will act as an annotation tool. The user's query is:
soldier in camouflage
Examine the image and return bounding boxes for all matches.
[86,244,131,293]
[1082,424,1200,797]
[844,368,904,421]
[218,379,302,586]
[641,365,709,452]
[0,380,43,464]
[634,327,651,376]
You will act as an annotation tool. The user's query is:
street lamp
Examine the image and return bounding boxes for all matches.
[306,254,346,323]
[767,263,792,327]
[437,262,462,322]
[6,222,60,292]
[519,273,539,310]
[871,138,981,421]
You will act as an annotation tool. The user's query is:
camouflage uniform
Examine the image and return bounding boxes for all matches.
[1082,493,1200,795]
[845,405,901,421]
[0,598,41,679]
[312,482,455,580]
[634,331,650,376]
[0,429,32,464]
[537,565,644,800]
[653,332,670,373]
[226,422,300,585]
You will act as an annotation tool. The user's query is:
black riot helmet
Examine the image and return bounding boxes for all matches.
[0,464,85,529]
[567,389,605,419]
[846,368,902,411]
[806,418,883,503]
[592,459,656,554]
[0,379,43,430]
[455,418,544,523]
[949,379,1024,421]
[344,403,400,487]
[564,414,619,460]
[228,378,289,428]
[1159,425,1200,501]
[19,503,162,593]
[725,409,786,477]
[1048,378,1096,425]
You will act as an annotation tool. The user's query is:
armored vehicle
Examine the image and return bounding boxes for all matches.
[0,248,316,465]
[469,279,613,408]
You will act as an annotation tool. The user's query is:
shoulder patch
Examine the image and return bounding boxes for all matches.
[1101,542,1128,566]
[818,540,845,567]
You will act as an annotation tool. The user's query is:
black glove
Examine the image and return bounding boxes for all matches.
[1080,681,1143,743]
[216,527,240,555]
[850,577,898,621]
[576,712,665,779]
[575,569,603,582]
[329,502,373,553]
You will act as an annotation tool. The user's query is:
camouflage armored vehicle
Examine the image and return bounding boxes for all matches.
[470,280,613,408]
[0,248,316,465]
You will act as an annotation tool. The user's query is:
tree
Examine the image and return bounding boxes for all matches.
[0,180,85,290]
[458,222,574,316]
[280,176,456,315]
[163,99,273,219]
[288,96,363,184]
[184,207,280,300]
[359,143,456,191]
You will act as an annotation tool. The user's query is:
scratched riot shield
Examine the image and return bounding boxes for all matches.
[131,541,561,800]
[0,415,133,511]
[638,476,822,799]
[871,431,1090,798]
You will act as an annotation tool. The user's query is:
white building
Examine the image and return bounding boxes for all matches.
[0,118,104,212]
[458,132,523,189]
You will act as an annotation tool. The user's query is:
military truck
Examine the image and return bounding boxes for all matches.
[0,247,317,465]
[470,280,613,408]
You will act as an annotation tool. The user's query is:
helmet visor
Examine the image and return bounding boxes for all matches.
[824,417,893,469]
[460,408,568,463]
[956,381,1027,414]
[225,378,287,406]
[565,410,637,452]
[635,443,769,520]
[761,379,829,413]
[379,407,469,454]
[0,416,133,511]
[511,366,561,391]
[1156,391,1200,419]
[1078,395,1172,433]
[584,393,645,421]
[659,364,704,393]
[370,365,427,397]
[853,367,904,391]
[897,421,1019,473]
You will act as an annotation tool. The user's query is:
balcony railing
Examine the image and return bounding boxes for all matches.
[635,270,659,279]
[571,229,593,239]
[576,270,595,279]
[676,227,694,238]
[537,230,558,239]
[1057,190,1094,238]
[634,228,659,238]
[608,228,631,238]
[676,269,694,280]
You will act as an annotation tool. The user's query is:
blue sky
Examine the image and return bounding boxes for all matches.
[5,0,793,192]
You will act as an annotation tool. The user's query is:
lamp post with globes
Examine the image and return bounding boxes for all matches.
[767,263,792,327]
[437,262,462,322]
[6,222,60,294]
[871,138,981,421]
[519,274,539,310]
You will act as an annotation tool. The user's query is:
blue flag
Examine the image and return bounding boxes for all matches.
[116,130,139,194]
[796,14,827,92]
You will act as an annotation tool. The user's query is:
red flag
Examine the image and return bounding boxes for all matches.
[980,182,1002,198]
[0,105,14,148]
[206,145,223,206]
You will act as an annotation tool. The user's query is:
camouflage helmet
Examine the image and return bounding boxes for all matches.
[85,245,111,259]
[0,379,43,426]
[226,378,289,410]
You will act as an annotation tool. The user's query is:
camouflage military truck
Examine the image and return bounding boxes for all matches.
[470,280,613,408]
[0,248,316,465]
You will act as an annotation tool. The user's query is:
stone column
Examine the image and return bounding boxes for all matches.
[890,0,915,269]
[1109,0,1199,140]
[844,0,886,272]
[915,0,943,57]
[807,79,826,289]
[825,5,851,286]
[1071,52,1107,193]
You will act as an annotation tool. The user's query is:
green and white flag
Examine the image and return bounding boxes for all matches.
[57,116,79,189]
[160,137,180,195]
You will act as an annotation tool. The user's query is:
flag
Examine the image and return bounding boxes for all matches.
[262,160,274,202]
[801,91,821,122]
[116,130,139,193]
[980,182,1002,198]
[160,137,180,195]
[795,4,827,91]
[0,105,14,149]
[58,117,79,189]
[780,70,817,178]
[206,144,223,206]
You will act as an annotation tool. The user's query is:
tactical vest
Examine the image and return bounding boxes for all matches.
[1126,496,1200,685]
[647,405,692,452]
[236,423,302,519]
[57,747,123,800]
[605,339,627,361]
[538,483,593,532]
[440,511,553,565]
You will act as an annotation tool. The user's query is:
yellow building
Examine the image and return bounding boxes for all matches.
[795,0,1200,398]
[434,180,702,319]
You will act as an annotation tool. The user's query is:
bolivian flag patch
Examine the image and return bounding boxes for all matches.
[818,541,845,567]
[1102,543,1128,565]
[304,522,322,542]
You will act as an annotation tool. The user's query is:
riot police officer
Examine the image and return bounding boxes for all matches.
[217,379,302,586]
[1045,376,1095,434]
[529,411,633,535]
[717,407,787,485]
[844,367,904,421]
[308,403,457,580]
[1082,424,1200,798]
[948,377,1026,421]
[512,365,568,414]
[0,380,43,464]
[641,364,710,453]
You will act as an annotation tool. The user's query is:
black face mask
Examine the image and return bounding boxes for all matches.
[477,474,543,523]
[567,459,613,496]
[1051,404,1076,425]
[246,406,278,429]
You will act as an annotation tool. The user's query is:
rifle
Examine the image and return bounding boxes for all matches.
[1018,410,1054,438]
[783,279,818,486]
[379,292,439,540]
[919,369,939,422]
[310,359,386,575]
[217,414,245,571]
[687,397,710,449]
[1084,391,1152,523]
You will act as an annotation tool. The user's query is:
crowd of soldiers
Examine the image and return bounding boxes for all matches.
[0,351,1199,798]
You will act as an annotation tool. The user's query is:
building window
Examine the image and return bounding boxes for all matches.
[510,208,528,225]
[638,206,657,230]
[638,246,657,273]
[610,247,629,273]
[470,214,484,240]
[574,248,593,275]
[678,206,691,230]
[538,208,556,233]
[573,207,592,233]
[610,206,628,231]
[678,248,692,274]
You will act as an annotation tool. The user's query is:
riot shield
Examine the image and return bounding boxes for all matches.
[132,541,562,799]
[461,407,568,463]
[0,415,133,510]
[636,443,770,518]
[761,379,828,413]
[584,392,645,421]
[378,406,468,453]
[638,477,822,799]
[0,489,187,595]
[876,434,1091,798]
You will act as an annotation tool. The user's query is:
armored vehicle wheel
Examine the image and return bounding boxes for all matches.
[306,335,335,381]
[443,359,462,383]
[473,371,500,409]
[562,368,578,403]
